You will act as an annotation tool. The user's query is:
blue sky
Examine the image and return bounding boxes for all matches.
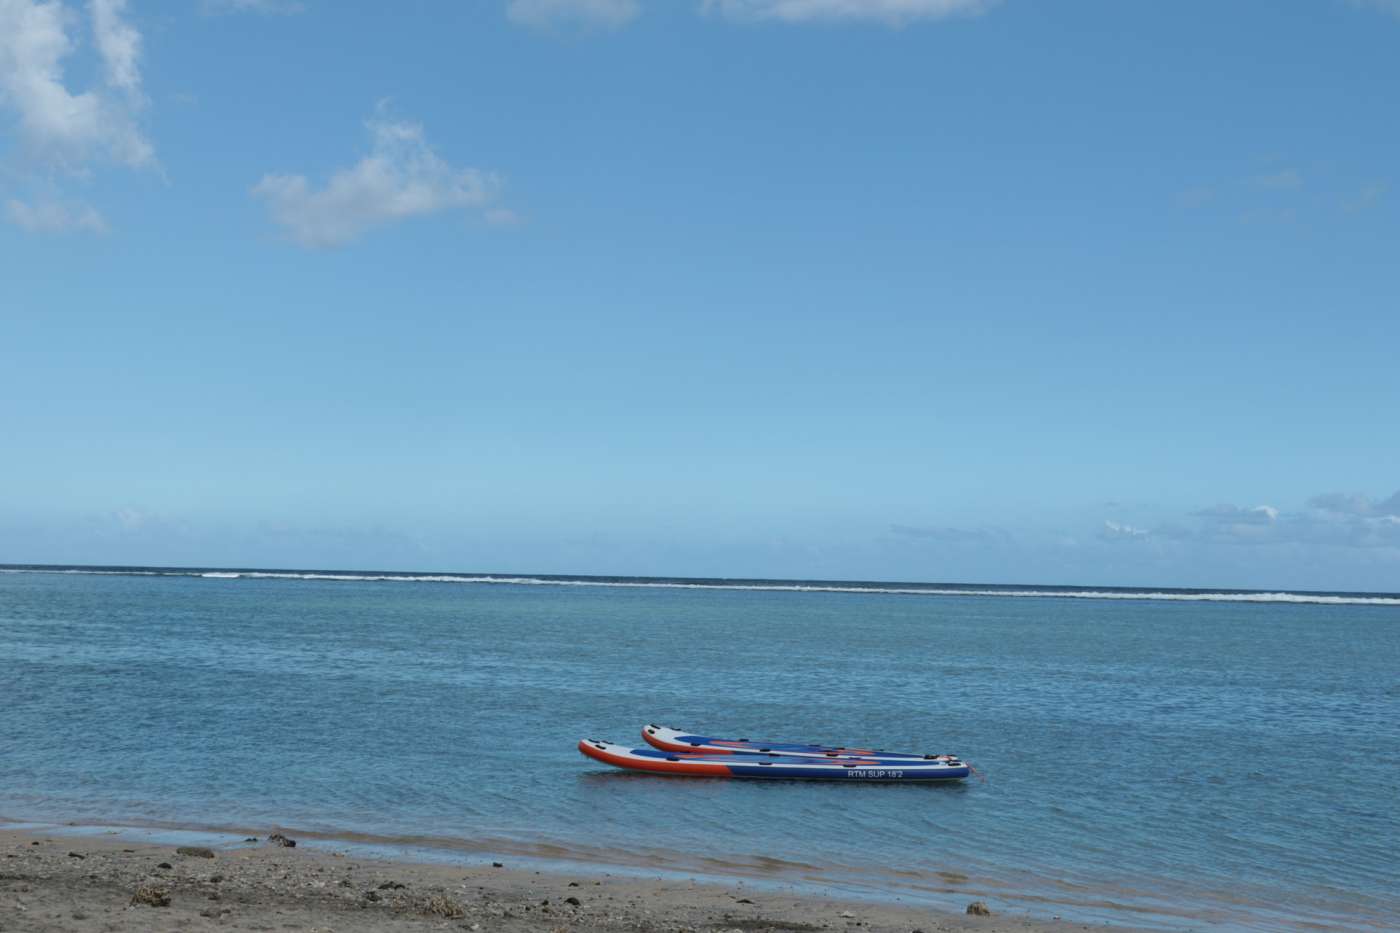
[2,0,1398,590]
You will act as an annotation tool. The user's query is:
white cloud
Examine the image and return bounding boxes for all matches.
[252,110,501,248]
[5,195,107,232]
[703,0,997,25]
[0,0,152,170]
[506,0,640,29]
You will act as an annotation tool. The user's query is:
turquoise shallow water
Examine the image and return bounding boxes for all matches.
[2,567,1398,930]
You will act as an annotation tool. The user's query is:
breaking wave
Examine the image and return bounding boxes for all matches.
[3,565,1398,605]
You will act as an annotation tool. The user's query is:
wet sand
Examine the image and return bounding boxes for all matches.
[0,827,1137,933]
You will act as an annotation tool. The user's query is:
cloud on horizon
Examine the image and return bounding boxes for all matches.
[1100,520,1150,541]
[1093,492,1400,551]
[251,107,502,248]
[1193,503,1279,525]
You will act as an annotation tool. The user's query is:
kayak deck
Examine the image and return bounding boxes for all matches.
[579,739,970,781]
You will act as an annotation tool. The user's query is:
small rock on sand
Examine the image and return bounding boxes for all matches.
[67,851,85,859]
[966,901,992,916]
[422,894,466,919]
[565,896,582,907]
[130,884,171,907]
[177,846,215,858]
[268,833,297,847]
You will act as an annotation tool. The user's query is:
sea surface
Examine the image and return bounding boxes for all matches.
[2,565,1398,930]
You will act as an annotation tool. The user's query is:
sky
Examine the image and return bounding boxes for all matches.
[1,0,1398,591]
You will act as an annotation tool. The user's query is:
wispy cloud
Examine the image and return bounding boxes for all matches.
[1343,181,1388,213]
[506,0,640,29]
[1174,185,1214,210]
[1346,0,1400,18]
[1251,168,1303,190]
[485,207,523,227]
[252,107,502,248]
[889,523,1007,543]
[201,0,306,13]
[703,0,996,24]
[1193,504,1278,525]
[5,196,107,233]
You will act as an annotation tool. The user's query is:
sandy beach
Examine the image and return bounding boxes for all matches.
[0,826,1134,933]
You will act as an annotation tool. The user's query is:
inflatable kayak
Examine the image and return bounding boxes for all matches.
[579,739,970,781]
[642,724,962,763]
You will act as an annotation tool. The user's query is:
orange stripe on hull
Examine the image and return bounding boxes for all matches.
[578,741,733,776]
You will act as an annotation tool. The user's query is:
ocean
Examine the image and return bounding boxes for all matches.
[2,565,1397,930]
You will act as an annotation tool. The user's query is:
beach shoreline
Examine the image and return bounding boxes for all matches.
[0,823,1146,933]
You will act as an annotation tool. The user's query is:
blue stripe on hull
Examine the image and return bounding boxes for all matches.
[723,763,970,781]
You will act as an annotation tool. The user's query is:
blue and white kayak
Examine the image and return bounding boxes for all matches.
[642,724,963,764]
[580,739,971,781]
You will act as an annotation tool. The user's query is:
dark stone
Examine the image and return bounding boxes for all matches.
[491,861,503,868]
[244,837,258,842]
[177,846,215,859]
[966,901,992,916]
[363,890,381,902]
[67,851,85,859]
[267,833,296,848]
[568,881,580,887]
[378,881,406,890]
[209,874,224,883]
[156,862,173,869]
[565,896,581,906]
